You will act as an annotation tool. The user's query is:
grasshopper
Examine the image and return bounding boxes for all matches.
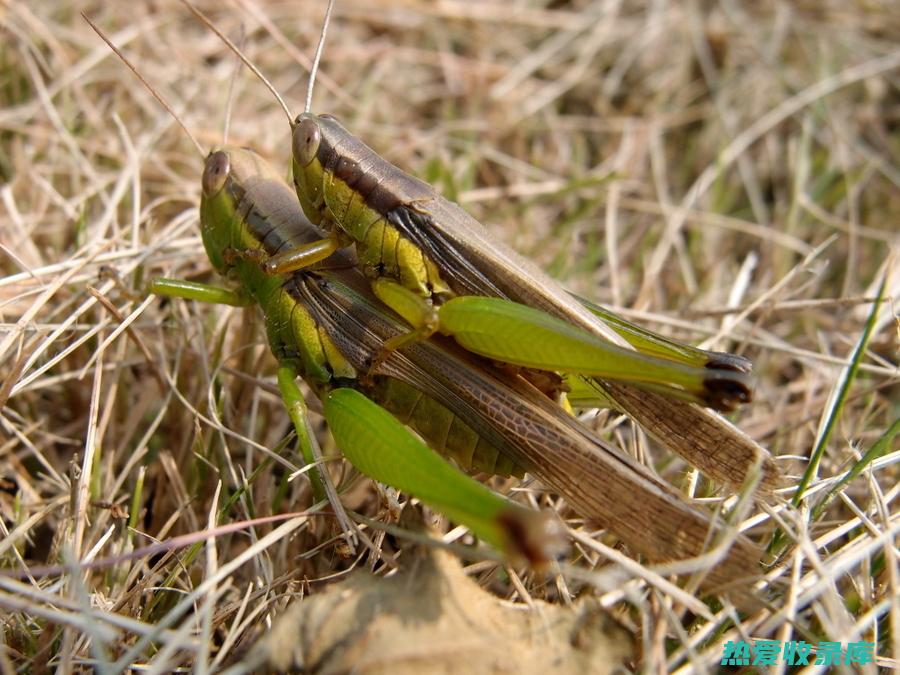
[188,1,782,493]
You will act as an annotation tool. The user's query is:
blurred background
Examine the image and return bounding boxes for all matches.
[1,0,897,671]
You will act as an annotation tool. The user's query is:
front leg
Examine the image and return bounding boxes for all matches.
[148,277,253,306]
[239,237,341,275]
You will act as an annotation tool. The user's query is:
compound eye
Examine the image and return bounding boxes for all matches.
[292,116,321,167]
[202,151,230,197]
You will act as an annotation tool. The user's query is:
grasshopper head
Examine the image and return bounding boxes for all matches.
[290,112,328,226]
[201,145,344,278]
[199,148,235,273]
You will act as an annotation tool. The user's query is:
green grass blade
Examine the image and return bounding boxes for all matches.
[792,273,888,506]
[811,417,899,521]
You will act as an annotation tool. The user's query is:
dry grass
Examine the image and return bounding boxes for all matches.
[1,0,898,671]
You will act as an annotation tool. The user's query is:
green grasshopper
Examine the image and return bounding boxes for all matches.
[285,114,752,409]
[288,111,782,493]
[188,2,782,494]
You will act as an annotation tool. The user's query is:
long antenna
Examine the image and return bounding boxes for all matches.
[83,13,205,157]
[178,0,294,124]
[222,24,247,145]
[305,0,335,113]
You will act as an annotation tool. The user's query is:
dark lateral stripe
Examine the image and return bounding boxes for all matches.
[225,177,293,257]
[316,122,408,215]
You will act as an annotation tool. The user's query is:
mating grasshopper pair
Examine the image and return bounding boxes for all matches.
[186,0,781,496]
[88,0,781,598]
[154,144,764,593]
